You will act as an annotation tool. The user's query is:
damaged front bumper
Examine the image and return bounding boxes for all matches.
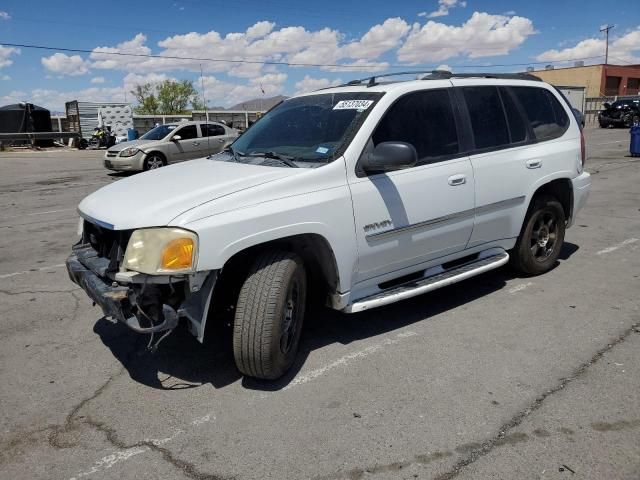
[66,243,217,343]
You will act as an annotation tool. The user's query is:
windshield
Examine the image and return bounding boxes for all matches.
[140,124,177,140]
[228,92,383,166]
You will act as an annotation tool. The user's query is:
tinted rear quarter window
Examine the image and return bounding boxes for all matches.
[462,86,510,150]
[511,87,569,141]
[372,89,459,163]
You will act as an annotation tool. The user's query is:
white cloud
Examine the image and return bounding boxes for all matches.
[419,0,467,18]
[0,11,10,20]
[293,75,342,95]
[436,64,452,71]
[0,45,20,68]
[321,59,389,73]
[398,12,536,63]
[41,53,90,75]
[0,74,10,80]
[42,19,416,78]
[342,18,410,60]
[90,76,105,84]
[1,87,128,109]
[535,27,640,64]
[246,21,276,40]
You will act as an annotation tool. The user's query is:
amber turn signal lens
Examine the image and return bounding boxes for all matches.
[161,238,194,270]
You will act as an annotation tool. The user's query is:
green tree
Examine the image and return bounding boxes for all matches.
[131,80,201,115]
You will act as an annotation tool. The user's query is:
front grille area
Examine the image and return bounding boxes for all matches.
[83,220,133,266]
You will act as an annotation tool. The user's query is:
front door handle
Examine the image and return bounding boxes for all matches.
[526,159,542,169]
[217,138,225,143]
[448,174,466,186]
[192,141,200,146]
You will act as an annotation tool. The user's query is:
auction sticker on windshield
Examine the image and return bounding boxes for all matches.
[333,100,374,110]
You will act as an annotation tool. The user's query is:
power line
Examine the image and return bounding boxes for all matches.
[0,41,606,70]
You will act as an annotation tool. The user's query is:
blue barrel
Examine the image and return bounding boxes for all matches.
[631,125,640,157]
[127,128,138,141]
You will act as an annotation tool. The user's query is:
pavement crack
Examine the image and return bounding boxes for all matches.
[47,366,126,449]
[82,416,230,480]
[433,321,640,480]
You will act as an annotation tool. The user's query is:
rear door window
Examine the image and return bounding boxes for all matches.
[462,86,510,150]
[372,89,459,164]
[510,87,569,140]
[202,124,226,137]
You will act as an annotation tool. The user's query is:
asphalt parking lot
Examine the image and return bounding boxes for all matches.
[0,127,638,480]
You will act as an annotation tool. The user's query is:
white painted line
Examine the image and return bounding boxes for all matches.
[0,208,76,221]
[596,238,639,255]
[284,331,418,390]
[591,140,625,146]
[508,282,533,294]
[0,263,66,279]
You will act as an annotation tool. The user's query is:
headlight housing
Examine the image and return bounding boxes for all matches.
[123,228,198,274]
[119,146,140,157]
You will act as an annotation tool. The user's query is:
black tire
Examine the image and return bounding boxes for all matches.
[510,194,566,275]
[143,152,166,171]
[233,250,307,380]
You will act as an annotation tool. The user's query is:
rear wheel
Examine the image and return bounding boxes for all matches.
[233,250,307,380]
[143,153,166,170]
[510,195,566,275]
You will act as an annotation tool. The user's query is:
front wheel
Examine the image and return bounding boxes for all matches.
[233,250,307,380]
[143,153,166,170]
[510,195,566,275]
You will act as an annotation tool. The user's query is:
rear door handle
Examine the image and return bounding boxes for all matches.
[448,174,466,186]
[192,142,200,146]
[218,138,225,143]
[526,159,542,169]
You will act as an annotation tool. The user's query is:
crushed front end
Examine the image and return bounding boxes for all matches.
[66,218,216,350]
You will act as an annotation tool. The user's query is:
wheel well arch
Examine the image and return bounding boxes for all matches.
[144,151,166,162]
[530,178,573,222]
[205,234,340,337]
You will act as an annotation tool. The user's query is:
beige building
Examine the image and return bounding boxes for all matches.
[532,64,640,98]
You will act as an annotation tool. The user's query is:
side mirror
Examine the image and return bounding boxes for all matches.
[603,102,611,109]
[172,135,182,141]
[361,141,418,173]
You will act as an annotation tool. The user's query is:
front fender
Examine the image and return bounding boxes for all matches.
[179,186,358,292]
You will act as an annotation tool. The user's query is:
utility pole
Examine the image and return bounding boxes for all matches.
[600,24,615,65]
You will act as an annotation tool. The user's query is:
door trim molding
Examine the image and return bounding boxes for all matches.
[365,195,526,241]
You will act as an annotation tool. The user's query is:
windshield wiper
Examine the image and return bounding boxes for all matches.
[247,151,299,168]
[221,145,245,162]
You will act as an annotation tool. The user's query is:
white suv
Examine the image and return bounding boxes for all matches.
[67,72,591,379]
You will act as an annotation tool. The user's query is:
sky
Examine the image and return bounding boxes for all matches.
[0,0,638,112]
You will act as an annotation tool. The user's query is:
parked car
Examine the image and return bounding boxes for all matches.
[598,97,640,128]
[103,121,239,171]
[67,73,591,380]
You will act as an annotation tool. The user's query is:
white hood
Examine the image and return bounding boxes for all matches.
[79,158,303,230]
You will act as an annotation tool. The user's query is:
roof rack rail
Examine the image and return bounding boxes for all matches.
[340,70,443,88]
[421,71,542,81]
[315,70,542,92]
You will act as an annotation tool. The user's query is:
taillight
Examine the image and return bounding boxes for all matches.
[580,129,586,166]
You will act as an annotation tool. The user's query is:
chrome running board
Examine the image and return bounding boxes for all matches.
[345,248,509,313]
